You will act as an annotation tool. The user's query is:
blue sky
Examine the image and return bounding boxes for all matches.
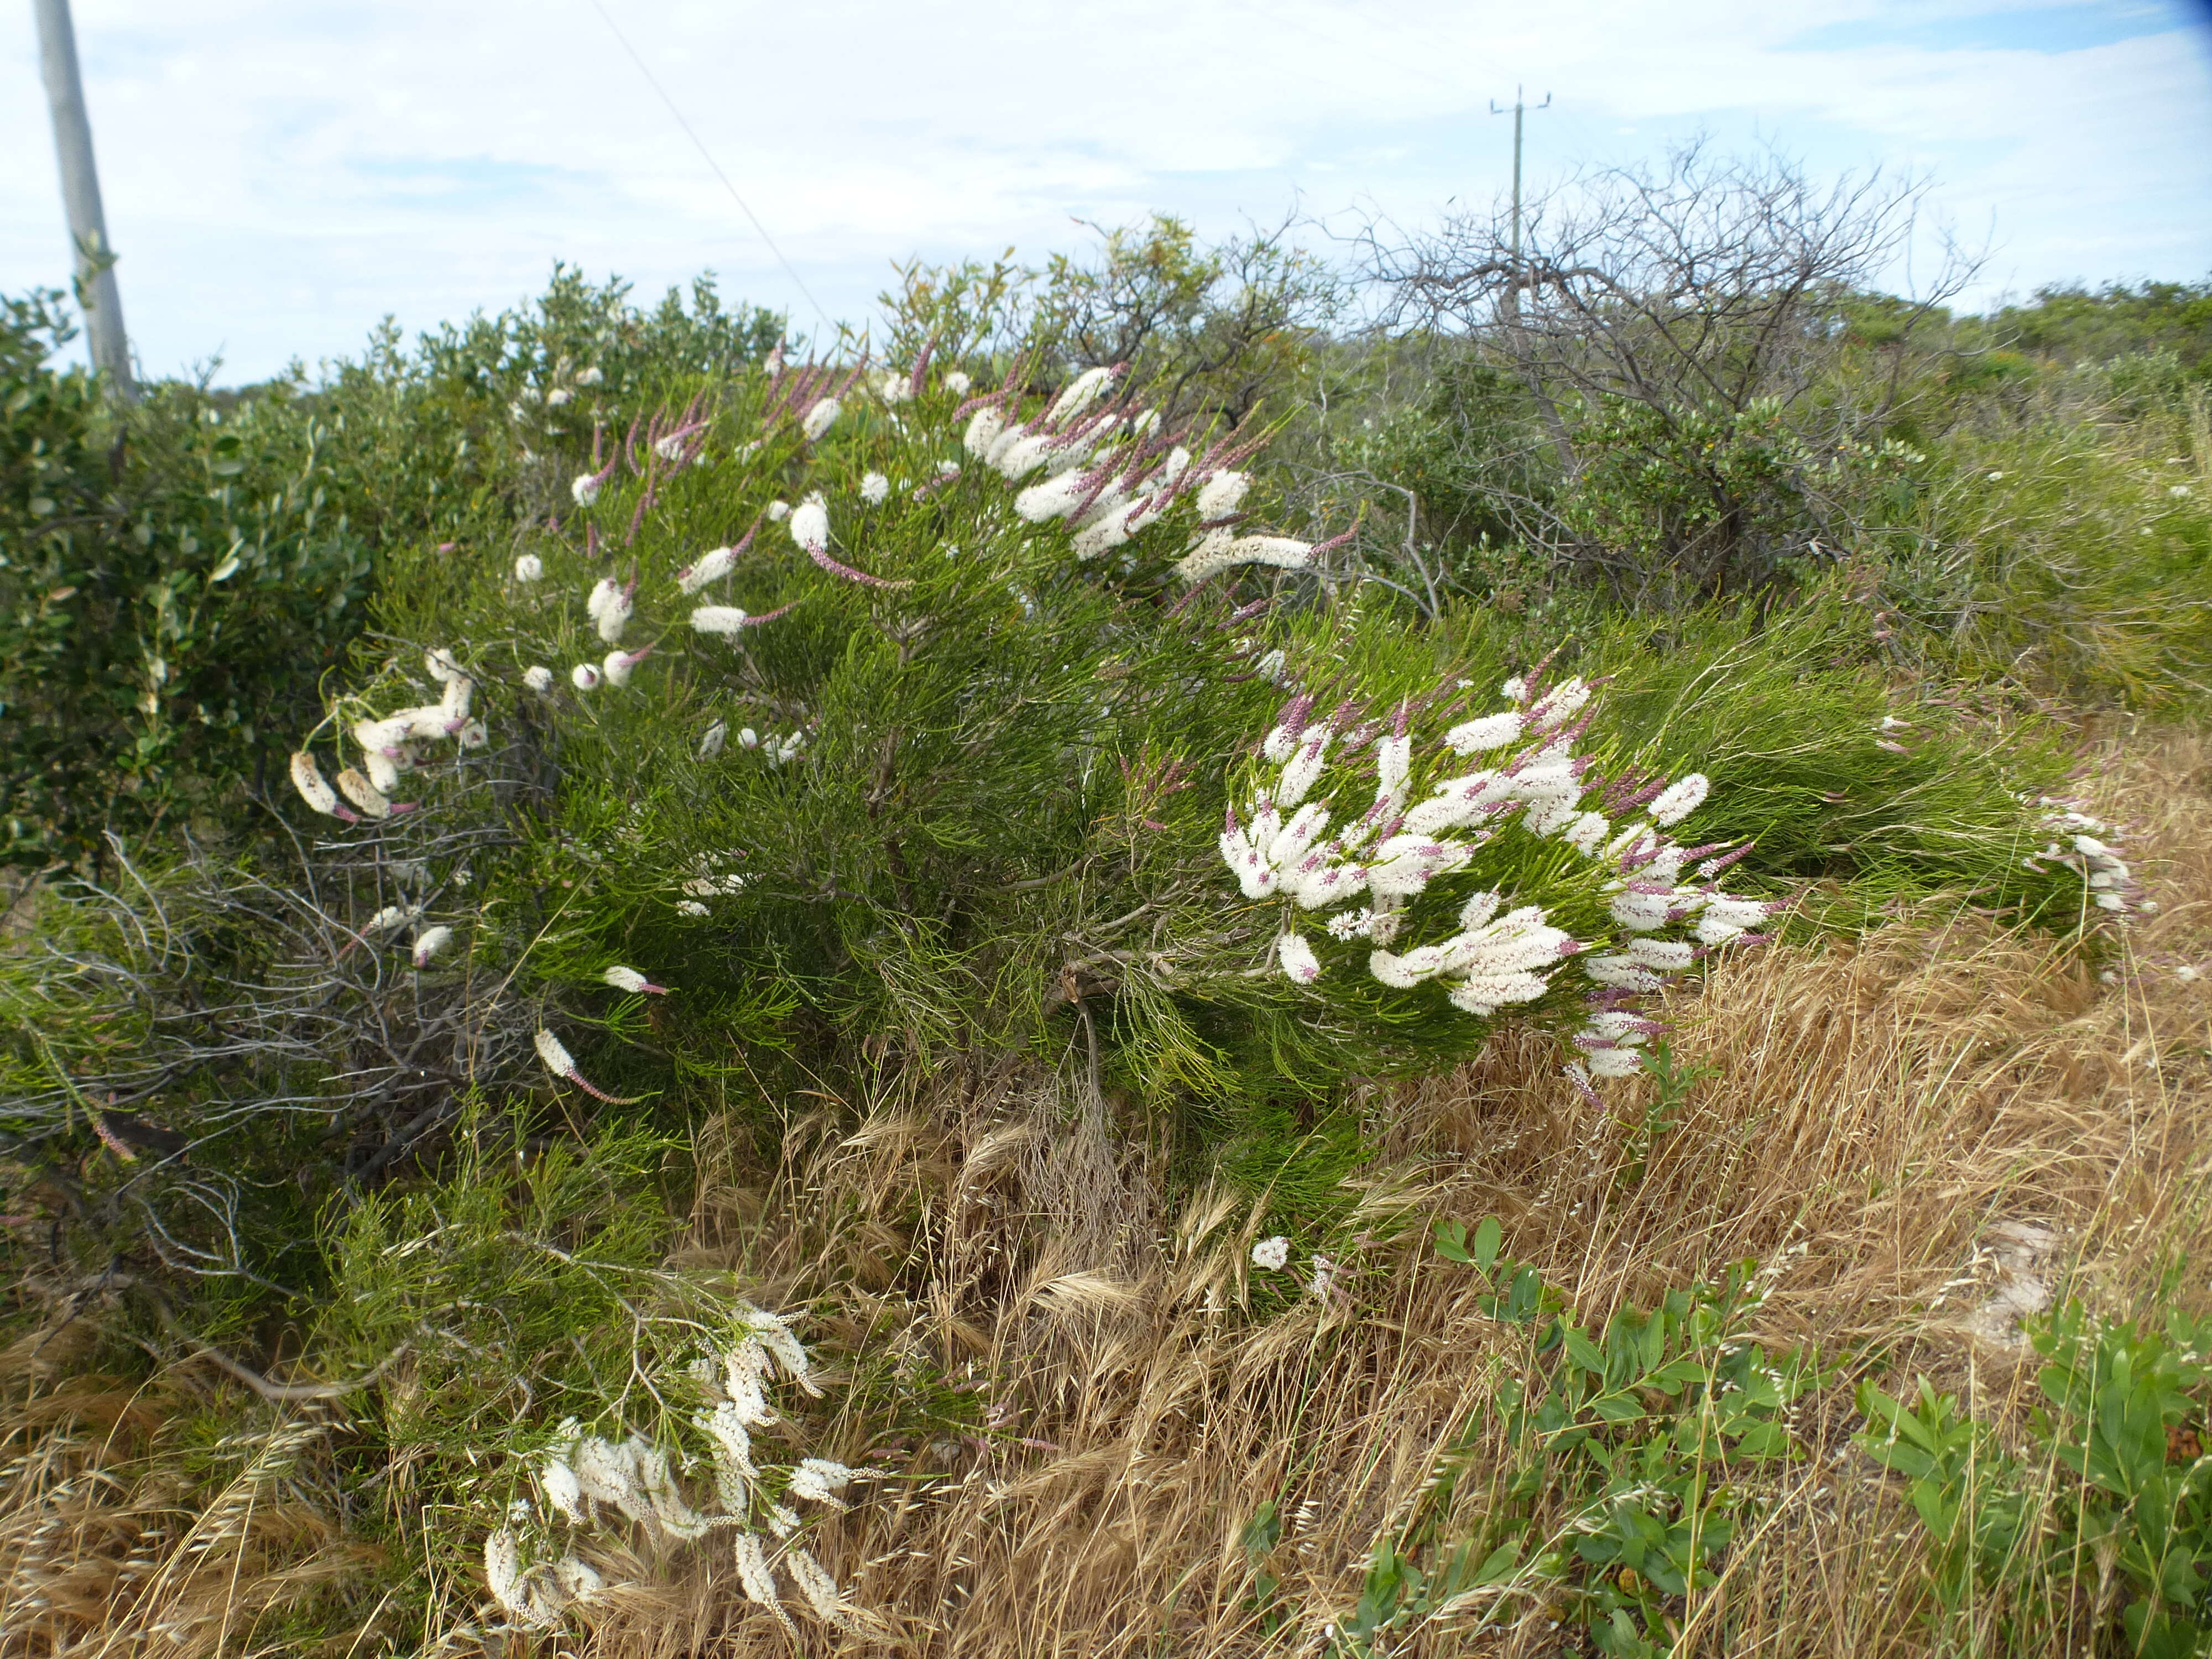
[4,0,2209,382]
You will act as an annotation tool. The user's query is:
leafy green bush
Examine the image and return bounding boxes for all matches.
[1869,382,2212,709]
[0,269,786,870]
[0,290,372,863]
[1973,279,2212,380]
[4,327,2118,1306]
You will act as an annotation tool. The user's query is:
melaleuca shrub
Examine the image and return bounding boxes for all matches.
[282,349,2136,1124]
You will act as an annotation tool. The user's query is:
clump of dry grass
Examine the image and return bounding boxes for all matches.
[0,1322,384,1659]
[569,728,2210,1657]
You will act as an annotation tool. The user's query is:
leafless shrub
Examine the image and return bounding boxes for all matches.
[1360,143,1979,599]
[2,728,550,1290]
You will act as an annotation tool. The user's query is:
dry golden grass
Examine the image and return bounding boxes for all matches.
[4,729,2207,1656]
[0,1323,384,1658]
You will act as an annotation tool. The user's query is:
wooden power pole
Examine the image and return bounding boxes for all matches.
[34,0,136,400]
[1488,86,1551,322]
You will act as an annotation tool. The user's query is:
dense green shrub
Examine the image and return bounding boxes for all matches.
[0,290,372,864]
[1973,278,2212,379]
[0,270,785,869]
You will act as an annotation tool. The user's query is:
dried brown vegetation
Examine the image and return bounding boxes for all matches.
[0,1323,383,1658]
[6,728,2208,1656]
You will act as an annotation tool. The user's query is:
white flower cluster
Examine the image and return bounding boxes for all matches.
[1221,671,1773,1083]
[2023,801,2137,915]
[965,371,1194,561]
[1250,1235,1341,1299]
[971,373,1332,579]
[484,1307,866,1634]
[289,649,486,826]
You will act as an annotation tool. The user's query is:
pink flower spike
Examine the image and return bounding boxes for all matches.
[1562,1061,1605,1108]
[533,1030,648,1104]
[808,545,911,589]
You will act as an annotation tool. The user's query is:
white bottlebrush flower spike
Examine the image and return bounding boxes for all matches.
[531,1029,640,1103]
[860,471,890,504]
[801,397,841,442]
[484,1528,563,1629]
[963,407,1004,457]
[354,715,412,756]
[411,925,453,967]
[364,750,403,794]
[514,552,544,583]
[571,663,601,691]
[603,648,650,687]
[289,752,351,820]
[1278,931,1320,984]
[785,1458,854,1507]
[524,665,554,693]
[534,1030,575,1077]
[1444,711,1523,754]
[766,498,791,521]
[1195,469,1251,520]
[786,1548,858,1631]
[336,768,394,820]
[1046,365,1115,422]
[789,492,830,552]
[943,369,972,395]
[733,1534,796,1634]
[677,544,740,594]
[1176,532,1314,584]
[1251,1235,1290,1271]
[1648,774,1710,827]
[700,719,728,758]
[603,965,668,995]
[691,606,752,635]
[588,579,633,645]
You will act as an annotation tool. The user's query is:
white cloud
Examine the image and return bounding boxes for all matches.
[3,0,2206,379]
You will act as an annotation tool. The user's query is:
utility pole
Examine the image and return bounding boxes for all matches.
[34,0,136,400]
[1488,86,1551,321]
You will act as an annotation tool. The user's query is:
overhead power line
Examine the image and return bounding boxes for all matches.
[585,0,831,329]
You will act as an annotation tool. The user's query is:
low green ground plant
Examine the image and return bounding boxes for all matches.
[1320,1232,1818,1656]
[1859,1303,2212,1656]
